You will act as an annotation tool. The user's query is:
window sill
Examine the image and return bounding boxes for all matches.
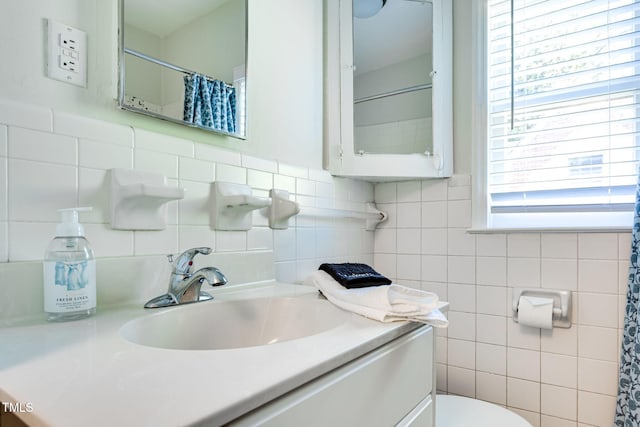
[467,226,631,234]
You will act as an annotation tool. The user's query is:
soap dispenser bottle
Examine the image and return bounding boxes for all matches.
[43,207,96,321]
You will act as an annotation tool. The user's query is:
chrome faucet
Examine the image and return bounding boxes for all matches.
[144,247,228,308]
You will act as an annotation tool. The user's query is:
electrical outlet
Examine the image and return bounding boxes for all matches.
[60,34,78,52]
[59,56,77,72]
[47,19,87,87]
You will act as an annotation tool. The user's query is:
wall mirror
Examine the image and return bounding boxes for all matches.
[118,0,247,139]
[324,0,452,180]
[353,0,433,155]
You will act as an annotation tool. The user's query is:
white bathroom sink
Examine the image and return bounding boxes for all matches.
[120,295,350,350]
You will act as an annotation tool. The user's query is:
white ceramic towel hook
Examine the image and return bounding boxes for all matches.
[268,189,300,229]
[210,182,271,230]
[109,168,185,230]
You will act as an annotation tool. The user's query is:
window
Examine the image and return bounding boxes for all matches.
[484,0,640,229]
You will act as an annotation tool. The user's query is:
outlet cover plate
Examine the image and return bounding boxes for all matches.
[46,19,87,87]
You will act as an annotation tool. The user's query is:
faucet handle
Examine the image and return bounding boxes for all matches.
[171,247,212,274]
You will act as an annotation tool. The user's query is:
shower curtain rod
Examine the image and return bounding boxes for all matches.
[124,48,233,87]
[353,83,432,104]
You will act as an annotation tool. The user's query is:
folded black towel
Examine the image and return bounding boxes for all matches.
[318,263,391,289]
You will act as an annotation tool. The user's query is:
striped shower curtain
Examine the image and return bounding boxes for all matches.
[616,174,640,425]
[183,73,237,134]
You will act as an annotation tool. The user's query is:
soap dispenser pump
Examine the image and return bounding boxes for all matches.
[43,207,96,321]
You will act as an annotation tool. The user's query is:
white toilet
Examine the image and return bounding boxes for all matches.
[436,395,533,426]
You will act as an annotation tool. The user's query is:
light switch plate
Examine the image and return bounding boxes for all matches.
[46,19,87,87]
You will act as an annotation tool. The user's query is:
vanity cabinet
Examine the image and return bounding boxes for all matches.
[324,0,452,181]
[230,325,434,427]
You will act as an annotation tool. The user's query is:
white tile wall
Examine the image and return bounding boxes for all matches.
[477,286,507,316]
[79,138,133,170]
[397,254,421,281]
[477,314,507,346]
[0,100,375,284]
[448,256,475,284]
[447,311,476,341]
[9,127,76,165]
[54,112,133,146]
[241,155,278,174]
[476,371,507,405]
[448,227,475,256]
[194,142,240,165]
[476,256,507,286]
[278,163,308,180]
[0,100,51,131]
[542,258,578,290]
[477,233,507,256]
[134,227,179,255]
[476,342,506,375]
[178,180,210,226]
[274,174,296,194]
[542,233,578,259]
[448,365,476,397]
[179,157,215,182]
[397,202,421,228]
[2,98,627,424]
[309,168,333,184]
[541,384,577,421]
[134,129,193,157]
[421,179,447,201]
[421,200,448,228]
[508,347,540,382]
[134,149,178,179]
[8,222,54,260]
[78,168,109,223]
[448,338,476,369]
[397,180,422,202]
[247,169,273,190]
[9,159,77,222]
[508,234,541,258]
[541,352,577,388]
[216,163,246,184]
[579,259,619,294]
[447,283,475,313]
[508,257,542,288]
[579,234,618,260]
[508,377,541,413]
[400,228,423,253]
[374,175,627,426]
[541,326,577,356]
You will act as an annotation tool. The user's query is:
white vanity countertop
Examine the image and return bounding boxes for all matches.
[0,282,424,427]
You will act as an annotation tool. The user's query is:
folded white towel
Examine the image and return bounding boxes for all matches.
[303,270,448,327]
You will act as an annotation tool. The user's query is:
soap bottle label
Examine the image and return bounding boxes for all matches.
[43,260,96,312]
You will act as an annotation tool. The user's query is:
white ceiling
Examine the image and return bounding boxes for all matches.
[125,0,229,38]
[354,0,433,75]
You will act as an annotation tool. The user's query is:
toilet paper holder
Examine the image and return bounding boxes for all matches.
[512,288,572,328]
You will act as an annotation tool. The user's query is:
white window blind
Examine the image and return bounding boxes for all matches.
[486,0,640,228]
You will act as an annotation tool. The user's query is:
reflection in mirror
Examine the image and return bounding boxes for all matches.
[352,0,433,155]
[119,0,247,139]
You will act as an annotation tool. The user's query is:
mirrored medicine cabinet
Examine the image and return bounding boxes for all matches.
[325,0,453,180]
[118,0,247,139]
